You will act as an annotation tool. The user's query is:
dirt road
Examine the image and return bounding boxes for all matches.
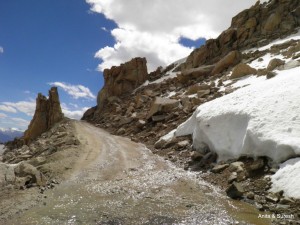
[5,121,269,225]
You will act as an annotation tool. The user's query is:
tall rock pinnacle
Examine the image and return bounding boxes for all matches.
[24,87,64,144]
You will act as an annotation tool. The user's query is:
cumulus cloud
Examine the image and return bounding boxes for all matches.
[49,82,96,100]
[0,105,17,113]
[0,101,35,130]
[0,46,3,54]
[61,103,90,120]
[86,0,257,71]
[62,107,90,120]
[0,116,30,131]
[1,101,36,116]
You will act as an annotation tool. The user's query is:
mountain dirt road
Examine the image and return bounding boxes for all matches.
[4,121,269,225]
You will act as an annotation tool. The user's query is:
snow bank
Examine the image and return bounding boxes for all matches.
[174,66,300,162]
[271,158,300,198]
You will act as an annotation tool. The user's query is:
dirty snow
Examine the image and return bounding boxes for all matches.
[171,66,300,162]
[271,158,300,198]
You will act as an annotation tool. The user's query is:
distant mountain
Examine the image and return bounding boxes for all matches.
[0,128,23,143]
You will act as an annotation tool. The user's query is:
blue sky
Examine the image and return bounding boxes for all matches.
[0,0,257,130]
[0,0,116,130]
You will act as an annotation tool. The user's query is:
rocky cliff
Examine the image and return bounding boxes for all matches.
[182,0,300,70]
[97,57,148,110]
[24,87,64,144]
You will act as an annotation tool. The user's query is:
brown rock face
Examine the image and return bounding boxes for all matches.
[24,87,64,144]
[211,51,241,75]
[97,57,148,110]
[183,0,300,70]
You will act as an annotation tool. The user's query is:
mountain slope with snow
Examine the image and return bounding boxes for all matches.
[0,128,23,143]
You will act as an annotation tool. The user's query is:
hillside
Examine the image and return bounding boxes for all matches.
[82,0,300,222]
[1,0,300,224]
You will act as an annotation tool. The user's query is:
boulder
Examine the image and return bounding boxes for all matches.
[228,172,238,183]
[266,71,277,79]
[211,164,229,173]
[117,128,126,135]
[190,151,204,161]
[154,137,177,149]
[226,182,244,199]
[230,63,257,79]
[177,140,190,148]
[267,58,285,71]
[178,65,214,84]
[249,158,265,171]
[147,97,180,119]
[186,84,210,95]
[197,90,210,98]
[211,51,241,75]
[97,57,148,110]
[263,12,282,34]
[24,87,64,144]
[229,161,245,172]
[246,191,255,200]
[14,162,45,186]
[266,193,279,203]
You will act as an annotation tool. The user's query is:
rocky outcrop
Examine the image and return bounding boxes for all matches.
[97,57,148,110]
[24,87,64,144]
[211,51,241,75]
[183,0,300,70]
[147,97,181,120]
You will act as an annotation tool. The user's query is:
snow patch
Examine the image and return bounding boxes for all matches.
[271,158,300,198]
[173,66,300,162]
[245,29,300,53]
[231,75,266,88]
[150,57,187,84]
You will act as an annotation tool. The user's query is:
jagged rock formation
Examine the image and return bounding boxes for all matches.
[97,57,148,110]
[182,0,300,70]
[24,87,64,144]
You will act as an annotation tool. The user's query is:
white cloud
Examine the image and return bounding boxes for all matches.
[0,105,17,113]
[0,116,30,131]
[61,103,90,120]
[86,0,258,71]
[0,100,35,131]
[1,101,36,116]
[62,107,90,120]
[0,46,3,54]
[49,82,96,100]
